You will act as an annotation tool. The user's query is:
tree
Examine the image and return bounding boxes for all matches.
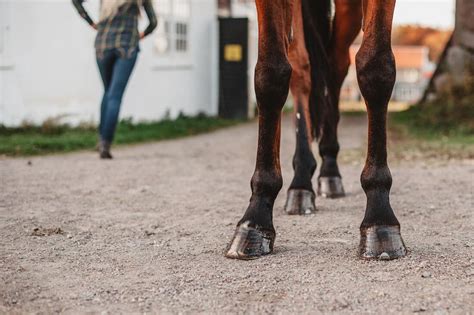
[422,0,474,103]
[392,25,451,61]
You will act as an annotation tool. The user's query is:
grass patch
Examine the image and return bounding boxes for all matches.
[389,110,474,160]
[393,77,473,136]
[387,77,474,160]
[0,115,241,157]
[390,110,474,144]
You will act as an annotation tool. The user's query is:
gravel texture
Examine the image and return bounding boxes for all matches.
[1,115,473,314]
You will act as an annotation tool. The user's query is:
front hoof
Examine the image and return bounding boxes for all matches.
[225,221,275,260]
[359,225,407,260]
[284,189,316,215]
[318,177,345,198]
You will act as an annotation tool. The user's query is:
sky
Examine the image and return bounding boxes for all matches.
[2,0,457,29]
[393,0,455,28]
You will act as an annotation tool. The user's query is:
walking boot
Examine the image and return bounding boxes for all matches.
[99,140,113,159]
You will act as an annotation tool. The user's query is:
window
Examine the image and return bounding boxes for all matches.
[154,0,190,55]
[398,68,420,83]
[394,84,422,102]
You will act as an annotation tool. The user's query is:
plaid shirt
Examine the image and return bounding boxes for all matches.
[95,3,140,58]
[72,0,157,58]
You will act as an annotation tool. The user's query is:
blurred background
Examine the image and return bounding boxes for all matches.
[0,0,472,155]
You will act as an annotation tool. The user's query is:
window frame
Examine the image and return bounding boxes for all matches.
[152,0,192,69]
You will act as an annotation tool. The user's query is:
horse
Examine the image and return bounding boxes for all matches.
[225,0,407,260]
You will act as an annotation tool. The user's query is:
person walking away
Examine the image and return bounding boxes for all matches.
[72,0,157,159]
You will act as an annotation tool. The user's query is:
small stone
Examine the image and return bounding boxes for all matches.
[379,252,390,260]
[66,234,73,239]
[422,271,432,278]
[419,261,428,268]
[335,297,349,308]
[144,230,156,237]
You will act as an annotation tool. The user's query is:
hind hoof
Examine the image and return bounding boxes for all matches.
[225,221,275,260]
[318,177,345,198]
[359,225,407,260]
[284,189,316,215]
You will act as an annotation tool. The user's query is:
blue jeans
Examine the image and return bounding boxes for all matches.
[96,48,138,142]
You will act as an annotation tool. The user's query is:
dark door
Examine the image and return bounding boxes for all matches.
[218,18,248,120]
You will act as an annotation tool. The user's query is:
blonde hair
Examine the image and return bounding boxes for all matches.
[99,0,143,22]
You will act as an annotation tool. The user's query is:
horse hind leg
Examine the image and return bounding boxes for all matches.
[356,0,406,260]
[225,0,293,259]
[317,0,362,199]
[284,0,317,215]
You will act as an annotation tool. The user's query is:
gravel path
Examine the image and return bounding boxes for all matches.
[1,115,473,314]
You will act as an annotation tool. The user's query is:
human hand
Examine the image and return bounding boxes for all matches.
[91,23,98,30]
[139,32,145,40]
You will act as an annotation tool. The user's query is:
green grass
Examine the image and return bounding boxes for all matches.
[388,110,474,160]
[393,77,473,136]
[0,115,241,157]
[390,109,474,144]
[337,110,473,160]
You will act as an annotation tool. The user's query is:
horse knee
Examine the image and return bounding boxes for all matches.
[255,58,292,112]
[355,45,395,107]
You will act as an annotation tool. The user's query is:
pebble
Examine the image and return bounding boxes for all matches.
[422,271,432,278]
[333,297,350,309]
[419,261,428,268]
[415,306,427,312]
[379,252,390,260]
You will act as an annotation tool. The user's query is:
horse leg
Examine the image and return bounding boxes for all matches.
[284,0,317,215]
[356,0,406,259]
[225,0,293,259]
[317,0,362,198]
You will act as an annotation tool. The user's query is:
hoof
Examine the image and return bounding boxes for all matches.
[318,177,345,198]
[359,225,407,260]
[284,189,316,215]
[225,221,275,260]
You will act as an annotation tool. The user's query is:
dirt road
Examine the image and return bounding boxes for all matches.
[1,115,473,314]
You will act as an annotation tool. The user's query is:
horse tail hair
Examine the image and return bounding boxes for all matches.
[301,0,332,139]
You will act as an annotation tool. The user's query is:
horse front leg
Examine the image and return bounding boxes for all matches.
[225,0,293,259]
[317,0,362,198]
[356,0,407,259]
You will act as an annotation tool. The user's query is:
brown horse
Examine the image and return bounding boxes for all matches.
[226,0,407,260]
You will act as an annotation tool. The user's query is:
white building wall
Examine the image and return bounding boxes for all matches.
[0,0,218,126]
